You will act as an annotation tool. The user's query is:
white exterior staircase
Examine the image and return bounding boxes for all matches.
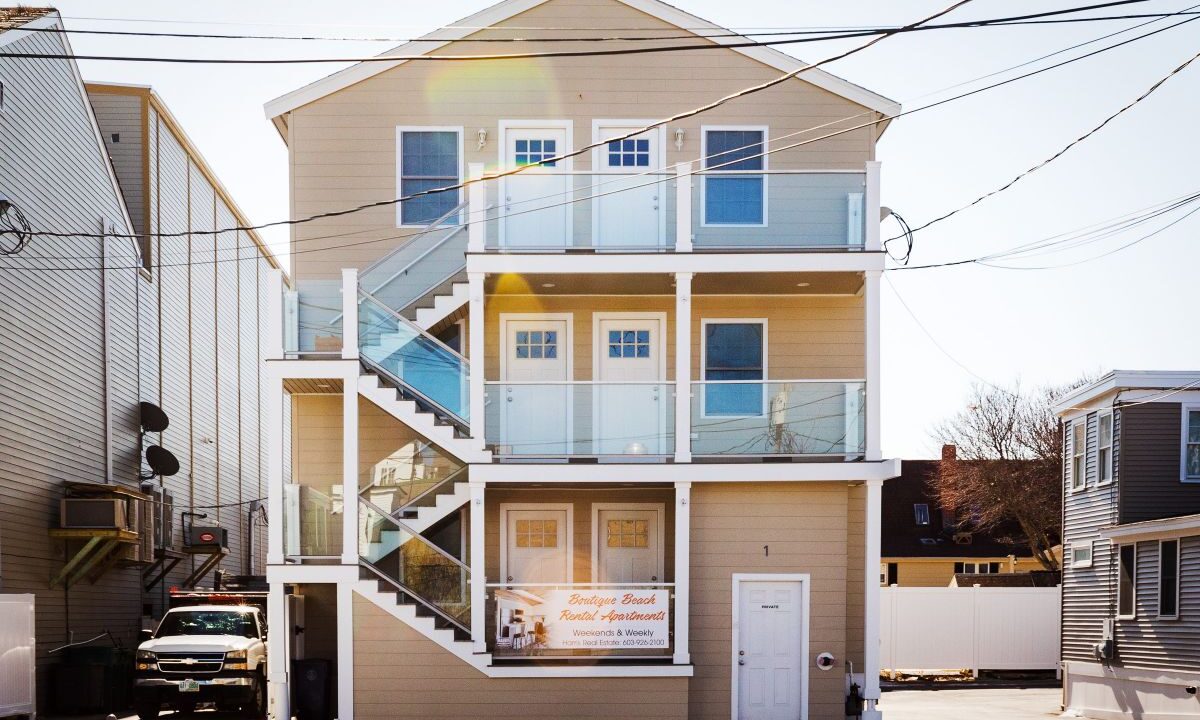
[357,373,489,465]
[411,278,468,331]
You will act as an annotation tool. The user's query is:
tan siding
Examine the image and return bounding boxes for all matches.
[884,557,1038,587]
[689,482,849,720]
[353,594,688,719]
[289,0,875,280]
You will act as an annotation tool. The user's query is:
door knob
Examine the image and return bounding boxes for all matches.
[507,575,513,582]
[738,650,745,655]
[651,575,658,582]
[738,659,746,666]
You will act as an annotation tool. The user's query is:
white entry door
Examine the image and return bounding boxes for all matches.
[503,507,570,584]
[594,124,664,248]
[594,314,666,455]
[501,124,571,248]
[501,317,571,455]
[737,580,806,720]
[595,506,662,583]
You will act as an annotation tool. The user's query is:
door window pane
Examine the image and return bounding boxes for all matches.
[514,138,558,167]
[608,329,651,358]
[607,138,651,167]
[400,131,460,224]
[704,322,764,416]
[514,329,558,360]
[704,130,764,225]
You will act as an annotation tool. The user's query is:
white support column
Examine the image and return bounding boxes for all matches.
[266,269,284,360]
[673,481,691,665]
[341,268,358,359]
[862,478,884,718]
[468,271,486,447]
[266,580,290,720]
[469,481,487,653]
[674,272,693,463]
[865,160,882,253]
[864,270,881,462]
[468,163,486,253]
[341,365,360,566]
[336,583,356,720]
[675,162,693,252]
[267,371,285,566]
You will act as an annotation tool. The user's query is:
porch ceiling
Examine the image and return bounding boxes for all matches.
[487,272,862,296]
[284,378,344,394]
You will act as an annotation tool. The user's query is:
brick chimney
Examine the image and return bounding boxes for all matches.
[941,444,957,462]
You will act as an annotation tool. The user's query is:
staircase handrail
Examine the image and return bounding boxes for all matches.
[360,199,469,278]
[358,288,468,364]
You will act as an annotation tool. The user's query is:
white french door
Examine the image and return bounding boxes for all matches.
[500,316,571,455]
[500,123,571,247]
[594,505,663,584]
[502,506,571,584]
[593,123,665,248]
[593,314,666,455]
[735,578,807,720]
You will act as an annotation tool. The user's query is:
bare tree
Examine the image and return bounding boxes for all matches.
[932,381,1087,571]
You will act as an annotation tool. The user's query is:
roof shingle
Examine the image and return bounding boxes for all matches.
[0,6,55,32]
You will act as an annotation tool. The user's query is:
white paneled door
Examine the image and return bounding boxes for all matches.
[594,124,664,248]
[595,507,662,584]
[503,508,570,584]
[594,315,666,455]
[501,318,571,455]
[737,580,805,720]
[502,125,570,247]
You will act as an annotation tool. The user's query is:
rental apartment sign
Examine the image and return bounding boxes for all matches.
[543,588,670,650]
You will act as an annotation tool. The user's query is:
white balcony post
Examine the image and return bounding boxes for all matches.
[863,477,884,718]
[674,272,693,463]
[266,371,285,566]
[336,584,355,720]
[864,270,881,462]
[266,580,290,720]
[673,481,691,665]
[341,268,358,359]
[266,269,284,360]
[468,272,486,448]
[675,162,693,252]
[469,481,486,653]
[865,160,881,253]
[468,163,486,253]
[341,365,360,565]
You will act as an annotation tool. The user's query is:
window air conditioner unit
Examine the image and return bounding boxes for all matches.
[60,498,129,530]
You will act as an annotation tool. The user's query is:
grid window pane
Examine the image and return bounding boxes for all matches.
[705,176,764,224]
[514,328,558,361]
[607,328,651,360]
[515,137,558,167]
[704,130,764,171]
[704,323,764,416]
[400,131,459,224]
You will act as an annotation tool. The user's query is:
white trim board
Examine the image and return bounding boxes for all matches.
[262,0,900,134]
[730,573,811,720]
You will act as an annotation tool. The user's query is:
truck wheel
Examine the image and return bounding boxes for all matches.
[134,696,160,720]
[248,674,268,719]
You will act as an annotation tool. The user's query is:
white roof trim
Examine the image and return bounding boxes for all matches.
[1053,370,1200,416]
[263,0,900,129]
[1100,513,1200,543]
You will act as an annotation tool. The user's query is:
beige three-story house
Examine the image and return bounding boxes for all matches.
[260,1,900,718]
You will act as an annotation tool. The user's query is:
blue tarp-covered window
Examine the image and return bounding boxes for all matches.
[400,130,460,225]
[704,129,764,225]
[704,321,764,416]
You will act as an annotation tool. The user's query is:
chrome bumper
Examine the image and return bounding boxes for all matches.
[136,677,254,688]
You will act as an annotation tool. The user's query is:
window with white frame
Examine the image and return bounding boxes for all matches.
[1159,539,1180,618]
[1097,413,1113,484]
[702,320,765,416]
[954,561,1001,574]
[1071,540,1094,568]
[1118,544,1137,618]
[913,503,930,525]
[703,128,765,225]
[1184,407,1200,482]
[398,129,461,225]
[1071,422,1086,490]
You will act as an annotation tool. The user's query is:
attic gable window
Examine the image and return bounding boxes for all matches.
[397,128,461,226]
[913,503,930,526]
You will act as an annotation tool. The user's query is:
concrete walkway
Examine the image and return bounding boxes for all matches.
[880,687,1063,719]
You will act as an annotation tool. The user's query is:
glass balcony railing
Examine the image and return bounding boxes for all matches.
[283,484,344,558]
[690,380,865,457]
[486,583,674,658]
[358,290,470,425]
[359,499,471,630]
[484,382,674,457]
[482,172,678,251]
[287,278,343,355]
[359,436,464,517]
[360,201,470,314]
[692,171,866,249]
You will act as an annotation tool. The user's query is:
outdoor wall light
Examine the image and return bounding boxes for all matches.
[674,128,685,151]
[477,128,488,150]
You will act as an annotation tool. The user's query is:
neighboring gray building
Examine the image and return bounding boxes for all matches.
[1056,371,1200,720]
[0,9,283,709]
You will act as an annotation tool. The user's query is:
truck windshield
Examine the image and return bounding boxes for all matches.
[156,611,257,638]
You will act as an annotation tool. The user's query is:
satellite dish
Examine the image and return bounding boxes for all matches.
[145,445,180,477]
[140,401,170,433]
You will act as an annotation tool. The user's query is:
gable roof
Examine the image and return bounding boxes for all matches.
[263,0,900,139]
[1053,369,1200,416]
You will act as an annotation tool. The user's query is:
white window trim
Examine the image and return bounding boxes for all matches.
[699,317,768,419]
[1181,404,1200,483]
[498,503,575,585]
[1069,420,1087,493]
[1157,538,1180,620]
[1096,411,1114,486]
[395,126,464,228]
[1070,540,1095,569]
[1117,543,1137,620]
[589,502,666,584]
[700,125,769,228]
[730,574,810,720]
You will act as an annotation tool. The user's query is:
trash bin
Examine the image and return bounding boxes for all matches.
[291,658,332,720]
[51,645,132,714]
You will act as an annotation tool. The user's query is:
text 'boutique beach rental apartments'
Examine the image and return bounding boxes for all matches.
[261,1,900,718]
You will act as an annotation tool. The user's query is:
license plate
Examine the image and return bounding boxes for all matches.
[179,679,200,693]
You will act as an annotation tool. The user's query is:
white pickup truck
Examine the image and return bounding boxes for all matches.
[133,593,268,719]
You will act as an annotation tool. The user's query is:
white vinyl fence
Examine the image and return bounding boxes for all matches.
[0,594,35,717]
[880,586,1059,674]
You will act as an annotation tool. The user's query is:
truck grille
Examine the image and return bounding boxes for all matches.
[155,652,225,674]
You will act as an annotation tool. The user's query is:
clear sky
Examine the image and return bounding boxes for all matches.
[51,0,1200,459]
